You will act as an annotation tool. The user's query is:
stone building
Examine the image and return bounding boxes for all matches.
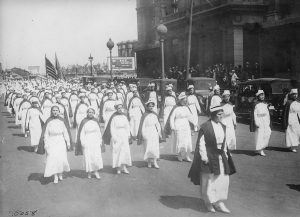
[135,0,300,82]
[117,40,138,57]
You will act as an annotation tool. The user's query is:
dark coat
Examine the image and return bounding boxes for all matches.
[188,120,236,185]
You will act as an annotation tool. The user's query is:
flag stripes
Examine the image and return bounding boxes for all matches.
[45,56,58,80]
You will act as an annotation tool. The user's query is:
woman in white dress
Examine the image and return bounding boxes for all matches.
[137,99,163,168]
[162,86,177,125]
[165,92,198,162]
[76,108,103,179]
[188,105,236,213]
[282,88,300,152]
[37,106,71,184]
[128,89,145,139]
[221,90,237,150]
[250,90,271,156]
[25,100,44,152]
[187,85,201,126]
[41,93,53,120]
[102,90,116,129]
[18,95,32,137]
[103,101,132,174]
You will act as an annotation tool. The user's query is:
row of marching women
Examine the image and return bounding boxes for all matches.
[1,79,299,214]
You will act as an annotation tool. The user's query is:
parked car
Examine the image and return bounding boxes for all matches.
[235,78,294,123]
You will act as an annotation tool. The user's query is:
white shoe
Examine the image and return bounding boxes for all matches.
[185,157,192,162]
[87,173,92,179]
[94,172,101,179]
[153,161,159,169]
[291,148,297,153]
[58,174,63,181]
[177,156,183,162]
[214,202,231,214]
[117,169,121,174]
[53,175,58,184]
[205,203,216,213]
[147,162,152,168]
[122,167,129,174]
[24,134,28,138]
[258,150,266,156]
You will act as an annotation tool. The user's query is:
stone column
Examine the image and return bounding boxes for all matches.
[233,25,244,67]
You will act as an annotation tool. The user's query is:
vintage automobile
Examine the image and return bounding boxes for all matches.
[235,78,294,123]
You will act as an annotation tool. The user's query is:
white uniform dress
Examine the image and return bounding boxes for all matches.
[88,93,100,117]
[103,100,116,129]
[110,115,132,168]
[13,98,23,125]
[169,106,197,155]
[128,97,145,138]
[19,101,32,134]
[42,99,53,120]
[80,120,103,172]
[69,94,79,123]
[142,113,162,160]
[75,103,89,142]
[25,108,44,146]
[221,103,237,150]
[149,91,158,113]
[187,94,201,125]
[210,95,222,109]
[163,96,176,125]
[253,102,271,150]
[44,119,70,177]
[199,121,229,203]
[286,101,300,148]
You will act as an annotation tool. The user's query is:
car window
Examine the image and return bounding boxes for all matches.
[271,81,292,94]
[194,80,216,90]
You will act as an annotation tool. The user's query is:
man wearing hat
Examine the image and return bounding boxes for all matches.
[282,88,300,152]
[221,90,237,150]
[250,90,271,156]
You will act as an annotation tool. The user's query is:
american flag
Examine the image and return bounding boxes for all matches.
[55,53,65,80]
[45,56,58,80]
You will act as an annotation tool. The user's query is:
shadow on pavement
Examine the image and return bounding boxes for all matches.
[66,169,86,179]
[160,154,179,162]
[17,146,34,152]
[28,173,53,185]
[159,195,207,212]
[266,147,291,152]
[132,161,147,168]
[13,133,25,137]
[231,150,258,156]
[8,125,20,129]
[102,165,117,175]
[286,184,300,192]
[8,120,15,123]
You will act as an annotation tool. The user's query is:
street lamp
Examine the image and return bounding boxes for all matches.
[106,38,115,79]
[156,23,167,79]
[88,53,93,76]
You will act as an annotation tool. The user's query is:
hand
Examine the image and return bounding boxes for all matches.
[202,159,209,164]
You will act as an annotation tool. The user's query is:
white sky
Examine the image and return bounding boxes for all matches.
[0,0,137,73]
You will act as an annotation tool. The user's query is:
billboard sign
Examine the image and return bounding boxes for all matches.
[107,57,135,71]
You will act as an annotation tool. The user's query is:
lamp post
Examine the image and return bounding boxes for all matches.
[106,38,115,79]
[88,53,93,76]
[156,23,167,79]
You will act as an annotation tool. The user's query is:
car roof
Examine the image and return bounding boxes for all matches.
[240,78,291,85]
[187,77,216,81]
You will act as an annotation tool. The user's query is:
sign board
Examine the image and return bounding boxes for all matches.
[107,57,135,71]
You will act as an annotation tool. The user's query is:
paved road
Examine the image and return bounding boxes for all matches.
[0,100,300,217]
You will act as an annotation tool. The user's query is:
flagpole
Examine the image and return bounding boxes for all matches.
[186,0,193,80]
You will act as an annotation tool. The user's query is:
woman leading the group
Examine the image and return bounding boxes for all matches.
[37,106,71,184]
[103,100,132,174]
[75,108,103,179]
[188,105,236,213]
[137,99,163,169]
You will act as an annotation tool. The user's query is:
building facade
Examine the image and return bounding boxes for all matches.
[135,0,300,83]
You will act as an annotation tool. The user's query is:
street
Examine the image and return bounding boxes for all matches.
[0,100,300,217]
